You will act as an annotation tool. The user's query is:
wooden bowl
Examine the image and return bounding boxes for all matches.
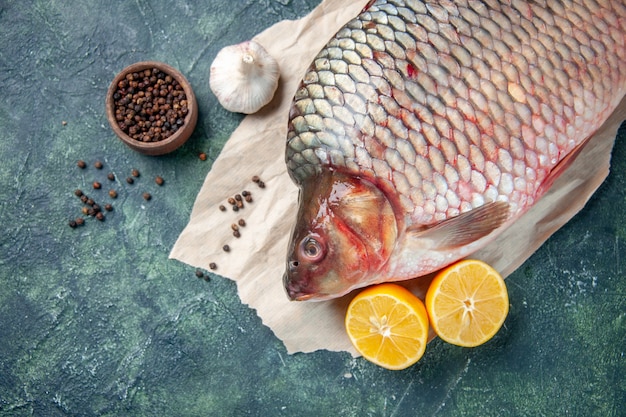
[105,61,198,156]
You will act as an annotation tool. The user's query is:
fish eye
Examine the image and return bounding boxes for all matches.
[299,236,325,262]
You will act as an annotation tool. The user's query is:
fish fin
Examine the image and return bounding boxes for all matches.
[409,201,510,250]
[536,136,592,197]
[538,97,626,197]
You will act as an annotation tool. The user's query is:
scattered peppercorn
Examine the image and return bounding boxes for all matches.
[131,168,140,177]
[95,212,105,221]
[195,269,204,278]
[82,207,89,215]
[233,230,241,238]
[238,219,246,227]
[92,204,101,213]
[232,205,239,212]
[93,181,102,190]
[80,195,89,203]
[68,219,77,228]
[257,180,265,188]
[77,160,87,169]
[155,176,164,186]
[199,152,207,161]
[209,262,217,270]
[86,198,95,206]
[244,195,253,203]
[251,175,260,183]
[126,177,134,184]
[142,192,151,201]
[104,204,113,212]
[112,67,189,143]
[94,161,103,169]
[74,189,83,197]
[75,217,84,226]
[241,190,250,197]
[107,173,115,181]
[227,197,236,205]
[231,223,239,231]
[222,244,230,252]
[234,194,242,201]
[219,205,226,212]
[109,190,118,198]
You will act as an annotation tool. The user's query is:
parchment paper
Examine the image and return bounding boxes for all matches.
[170,0,624,356]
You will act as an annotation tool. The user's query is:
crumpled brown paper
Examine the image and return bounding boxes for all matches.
[170,0,624,356]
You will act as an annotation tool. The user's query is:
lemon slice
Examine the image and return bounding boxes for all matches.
[345,283,429,370]
[426,259,509,347]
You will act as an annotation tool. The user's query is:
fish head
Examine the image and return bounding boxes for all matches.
[284,171,398,301]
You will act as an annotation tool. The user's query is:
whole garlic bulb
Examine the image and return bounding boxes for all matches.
[209,40,280,114]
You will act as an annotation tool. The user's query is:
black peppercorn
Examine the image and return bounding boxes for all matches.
[75,217,85,226]
[94,161,103,169]
[96,212,105,221]
[131,168,140,177]
[107,173,115,181]
[155,176,164,186]
[93,181,101,190]
[195,269,204,278]
[104,204,113,212]
[222,245,230,252]
[251,175,260,183]
[238,219,246,227]
[233,230,241,238]
[126,177,134,184]
[74,189,83,197]
[209,262,217,270]
[219,205,226,212]
[257,181,265,188]
[77,160,86,169]
[231,224,239,231]
[112,67,188,142]
[199,152,207,161]
[68,219,77,228]
[142,192,151,201]
[244,195,253,203]
[109,190,118,198]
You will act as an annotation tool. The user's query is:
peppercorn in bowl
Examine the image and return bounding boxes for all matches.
[106,61,198,155]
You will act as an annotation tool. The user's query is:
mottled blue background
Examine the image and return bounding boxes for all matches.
[0,1,624,415]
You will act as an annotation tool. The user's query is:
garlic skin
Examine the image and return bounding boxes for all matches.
[210,40,280,114]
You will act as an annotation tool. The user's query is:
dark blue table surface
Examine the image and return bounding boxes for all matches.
[1,1,624,415]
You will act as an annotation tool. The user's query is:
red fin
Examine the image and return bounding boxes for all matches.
[537,137,591,197]
[409,201,510,250]
[538,97,626,197]
[361,0,377,12]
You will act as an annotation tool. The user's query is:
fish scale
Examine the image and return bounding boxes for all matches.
[283,0,626,301]
[288,0,626,224]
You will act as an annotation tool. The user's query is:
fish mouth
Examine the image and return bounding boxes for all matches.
[284,278,313,301]
[284,272,320,301]
[290,292,316,301]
